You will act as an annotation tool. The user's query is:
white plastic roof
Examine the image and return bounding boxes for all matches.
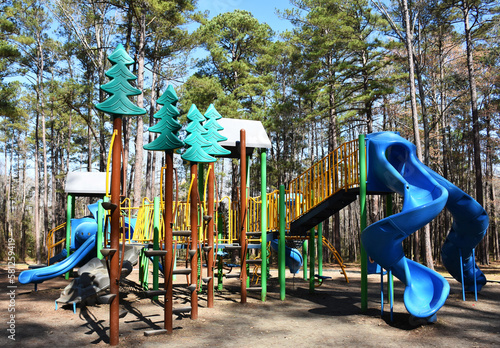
[218,118,271,151]
[65,172,110,196]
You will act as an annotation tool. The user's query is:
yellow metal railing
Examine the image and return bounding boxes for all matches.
[132,199,156,243]
[46,222,67,265]
[247,196,261,234]
[288,140,359,223]
[266,190,280,231]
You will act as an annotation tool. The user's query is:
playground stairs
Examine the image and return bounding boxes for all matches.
[287,139,360,236]
[171,231,197,317]
[289,188,359,236]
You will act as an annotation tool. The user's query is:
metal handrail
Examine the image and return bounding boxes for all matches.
[288,140,359,222]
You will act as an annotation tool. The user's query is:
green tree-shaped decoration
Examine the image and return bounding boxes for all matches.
[144,85,184,151]
[181,104,216,163]
[95,44,146,116]
[203,104,230,156]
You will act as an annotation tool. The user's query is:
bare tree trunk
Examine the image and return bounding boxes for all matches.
[21,154,27,260]
[415,17,430,165]
[5,148,12,244]
[145,50,158,200]
[51,114,57,231]
[401,0,434,268]
[35,97,41,263]
[327,52,339,260]
[485,113,496,260]
[133,10,146,207]
[37,35,49,253]
[462,1,486,264]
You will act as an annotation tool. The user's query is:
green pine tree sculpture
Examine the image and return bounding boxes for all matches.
[181,104,216,163]
[203,104,230,156]
[144,85,184,151]
[95,44,146,117]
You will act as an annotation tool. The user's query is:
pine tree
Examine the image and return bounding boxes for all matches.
[181,104,216,163]
[203,104,230,157]
[144,85,184,151]
[95,44,146,117]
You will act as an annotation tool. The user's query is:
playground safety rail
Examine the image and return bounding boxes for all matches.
[287,139,359,223]
[46,222,67,265]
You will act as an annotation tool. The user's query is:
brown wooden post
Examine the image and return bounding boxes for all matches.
[164,152,174,332]
[110,115,122,346]
[240,129,247,304]
[207,162,215,308]
[190,163,198,319]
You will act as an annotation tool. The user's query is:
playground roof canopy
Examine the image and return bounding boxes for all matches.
[65,172,110,197]
[218,118,271,158]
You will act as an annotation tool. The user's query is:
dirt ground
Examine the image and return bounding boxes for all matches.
[1,261,500,348]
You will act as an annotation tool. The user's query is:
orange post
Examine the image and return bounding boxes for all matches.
[207,162,215,308]
[190,163,198,319]
[109,115,122,346]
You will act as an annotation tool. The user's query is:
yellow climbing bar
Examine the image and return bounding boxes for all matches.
[46,222,67,265]
[322,237,349,283]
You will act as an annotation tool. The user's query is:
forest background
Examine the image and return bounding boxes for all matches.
[1,0,499,270]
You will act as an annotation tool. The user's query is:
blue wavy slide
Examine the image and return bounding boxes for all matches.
[19,234,97,285]
[271,239,303,274]
[361,132,487,319]
[426,168,488,291]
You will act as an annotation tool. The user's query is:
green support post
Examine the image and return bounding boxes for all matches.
[317,222,323,277]
[302,240,308,280]
[65,194,75,280]
[260,150,267,301]
[278,185,286,300]
[152,197,160,300]
[140,249,149,290]
[360,134,368,311]
[217,212,224,291]
[309,227,315,293]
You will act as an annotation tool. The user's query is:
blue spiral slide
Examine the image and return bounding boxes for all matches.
[361,132,488,319]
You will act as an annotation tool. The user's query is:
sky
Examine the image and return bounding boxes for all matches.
[196,0,295,33]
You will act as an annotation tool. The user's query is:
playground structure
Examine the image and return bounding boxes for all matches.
[18,45,489,345]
